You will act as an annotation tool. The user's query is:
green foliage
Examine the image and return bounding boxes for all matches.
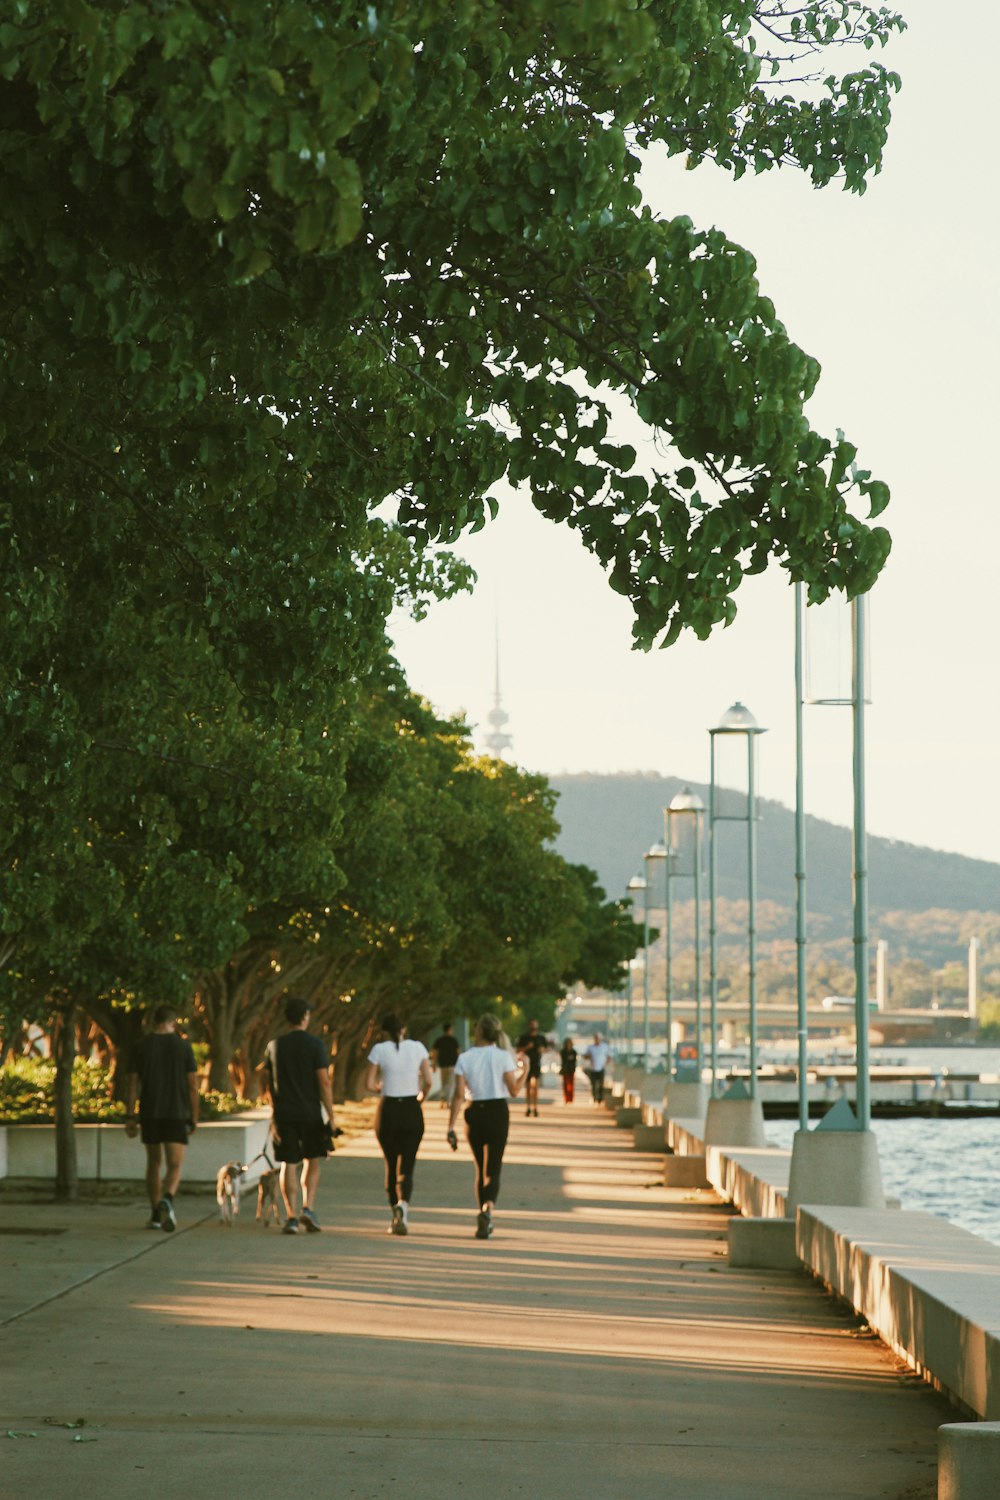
[1,3,903,1029]
[0,1056,252,1121]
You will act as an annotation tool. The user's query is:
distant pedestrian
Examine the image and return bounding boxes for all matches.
[559,1038,579,1104]
[431,1022,460,1109]
[584,1032,610,1104]
[366,1014,433,1236]
[515,1018,549,1117]
[262,996,338,1235]
[448,1013,527,1240]
[125,1004,200,1232]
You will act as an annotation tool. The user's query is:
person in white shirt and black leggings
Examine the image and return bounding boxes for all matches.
[366,1014,433,1236]
[447,1013,527,1240]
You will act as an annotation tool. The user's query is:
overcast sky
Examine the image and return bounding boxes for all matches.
[389,1,1000,871]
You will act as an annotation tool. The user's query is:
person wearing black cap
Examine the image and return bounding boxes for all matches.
[262,996,337,1235]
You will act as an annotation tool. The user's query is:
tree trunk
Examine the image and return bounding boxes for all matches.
[208,1005,235,1092]
[53,1004,78,1203]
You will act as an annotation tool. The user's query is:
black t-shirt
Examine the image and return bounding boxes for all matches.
[560,1047,578,1076]
[517,1033,548,1073]
[265,1029,329,1123]
[433,1033,460,1068]
[133,1033,198,1120]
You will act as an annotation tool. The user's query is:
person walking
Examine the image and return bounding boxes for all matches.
[262,996,337,1235]
[365,1014,433,1236]
[125,1004,200,1232]
[515,1018,548,1117]
[584,1032,610,1104]
[559,1037,579,1104]
[431,1022,460,1109]
[448,1014,526,1240]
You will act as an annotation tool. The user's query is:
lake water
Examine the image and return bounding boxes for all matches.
[764,1045,1000,1247]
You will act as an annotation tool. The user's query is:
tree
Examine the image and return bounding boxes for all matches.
[2,3,903,1084]
[188,664,645,1098]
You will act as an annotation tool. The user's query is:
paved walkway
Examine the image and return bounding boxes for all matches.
[1,1100,954,1499]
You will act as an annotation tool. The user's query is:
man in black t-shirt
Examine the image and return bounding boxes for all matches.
[262,996,337,1235]
[432,1023,460,1108]
[515,1019,549,1118]
[126,1005,200,1232]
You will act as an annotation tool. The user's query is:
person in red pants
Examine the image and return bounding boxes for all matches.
[559,1038,578,1104]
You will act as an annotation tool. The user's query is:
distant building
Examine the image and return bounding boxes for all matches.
[483,630,513,760]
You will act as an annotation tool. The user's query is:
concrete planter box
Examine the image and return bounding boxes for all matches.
[0,1113,273,1184]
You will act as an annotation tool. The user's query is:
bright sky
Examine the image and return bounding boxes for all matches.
[389,1,1000,869]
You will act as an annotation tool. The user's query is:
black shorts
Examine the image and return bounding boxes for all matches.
[272,1117,328,1163]
[140,1117,189,1146]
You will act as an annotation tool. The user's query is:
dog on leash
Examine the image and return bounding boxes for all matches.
[256,1167,282,1227]
[216,1160,246,1226]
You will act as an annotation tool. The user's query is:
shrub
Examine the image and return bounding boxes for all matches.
[0,1058,254,1122]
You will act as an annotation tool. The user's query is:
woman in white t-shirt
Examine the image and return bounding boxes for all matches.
[447,1013,526,1240]
[365,1014,433,1236]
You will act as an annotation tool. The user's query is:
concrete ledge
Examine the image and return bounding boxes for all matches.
[633,1124,667,1152]
[664,1117,707,1157]
[938,1422,1000,1499]
[663,1154,710,1189]
[2,1116,273,1184]
[796,1206,1000,1419]
[728,1217,800,1270]
[708,1146,790,1219]
[615,1107,642,1128]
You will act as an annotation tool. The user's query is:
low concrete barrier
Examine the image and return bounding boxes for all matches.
[0,1114,273,1184]
[645,1099,1000,1471]
[797,1205,1000,1421]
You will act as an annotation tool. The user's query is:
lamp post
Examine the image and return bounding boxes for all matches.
[626,875,647,1066]
[709,703,767,1100]
[666,788,705,1081]
[644,841,670,1075]
[786,588,884,1215]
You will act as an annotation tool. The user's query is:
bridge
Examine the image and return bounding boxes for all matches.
[562,995,974,1044]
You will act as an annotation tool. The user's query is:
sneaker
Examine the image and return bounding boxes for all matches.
[475,1207,493,1240]
[146,1213,162,1230]
[282,1217,300,1235]
[301,1207,321,1233]
[391,1204,407,1237]
[157,1196,176,1233]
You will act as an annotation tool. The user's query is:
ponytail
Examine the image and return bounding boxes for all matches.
[382,1012,402,1049]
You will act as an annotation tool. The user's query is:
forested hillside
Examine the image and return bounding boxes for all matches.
[549,773,1000,967]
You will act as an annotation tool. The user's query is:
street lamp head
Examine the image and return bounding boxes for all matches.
[645,840,669,863]
[712,701,766,735]
[668,786,704,814]
[626,874,648,893]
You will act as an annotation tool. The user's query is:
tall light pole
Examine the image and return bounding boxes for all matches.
[626,875,647,1066]
[794,584,809,1130]
[709,703,766,1099]
[666,788,704,1078]
[787,589,884,1214]
[644,841,670,1074]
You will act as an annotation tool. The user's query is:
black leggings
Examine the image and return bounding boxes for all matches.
[465,1099,509,1208]
[376,1097,425,1206]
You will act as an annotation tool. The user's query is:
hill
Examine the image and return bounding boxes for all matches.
[548,772,1000,965]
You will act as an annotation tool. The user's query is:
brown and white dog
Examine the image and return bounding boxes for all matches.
[216,1161,246,1226]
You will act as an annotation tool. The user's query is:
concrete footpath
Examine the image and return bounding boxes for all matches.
[1,1101,955,1499]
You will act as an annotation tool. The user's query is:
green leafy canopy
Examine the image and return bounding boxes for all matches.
[1,1,902,1003]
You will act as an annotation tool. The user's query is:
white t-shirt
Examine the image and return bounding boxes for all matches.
[454,1044,518,1101]
[586,1041,610,1071]
[368,1038,430,1096]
